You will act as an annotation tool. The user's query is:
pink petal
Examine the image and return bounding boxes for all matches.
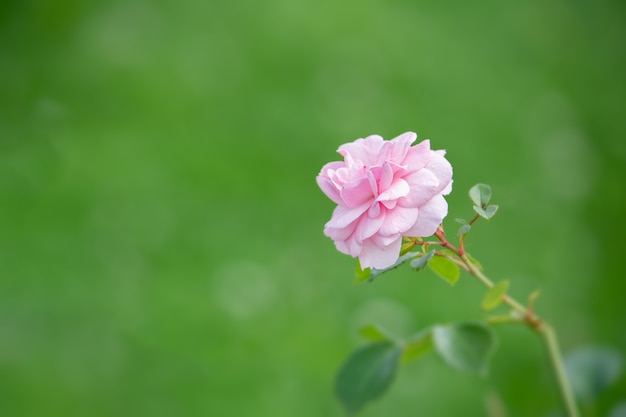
[397,169,439,207]
[358,238,402,269]
[338,135,384,166]
[379,162,393,191]
[324,220,357,241]
[346,234,362,257]
[368,202,381,218]
[340,177,374,208]
[370,234,400,248]
[377,178,410,202]
[378,206,419,236]
[381,199,397,209]
[366,168,379,196]
[316,175,343,205]
[405,194,448,237]
[334,239,350,255]
[424,151,453,193]
[355,211,386,242]
[389,132,417,163]
[399,139,431,174]
[325,203,369,229]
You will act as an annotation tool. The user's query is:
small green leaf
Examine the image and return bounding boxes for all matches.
[564,346,622,401]
[354,260,371,284]
[473,204,499,220]
[454,218,467,224]
[409,250,435,271]
[401,330,433,364]
[335,341,402,415]
[481,281,510,311]
[359,324,391,342]
[428,255,460,286]
[367,252,417,282]
[469,183,492,207]
[527,290,540,307]
[457,224,471,236]
[465,253,483,270]
[432,322,497,375]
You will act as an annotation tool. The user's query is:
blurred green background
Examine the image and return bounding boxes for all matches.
[1,0,625,416]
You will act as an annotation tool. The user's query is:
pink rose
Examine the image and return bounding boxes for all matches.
[317,132,453,269]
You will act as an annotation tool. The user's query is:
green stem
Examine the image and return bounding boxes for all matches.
[537,323,580,417]
[457,256,579,417]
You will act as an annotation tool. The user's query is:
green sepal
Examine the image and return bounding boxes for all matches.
[400,238,416,256]
[481,280,510,311]
[354,260,371,284]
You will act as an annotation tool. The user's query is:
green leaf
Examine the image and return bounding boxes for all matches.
[609,402,626,417]
[359,324,391,342]
[473,204,499,220]
[354,260,371,284]
[564,346,623,401]
[401,330,433,364]
[428,255,460,286]
[465,253,483,270]
[335,341,402,415]
[409,250,435,271]
[481,281,510,311]
[469,183,492,207]
[432,322,497,375]
[456,224,471,236]
[367,251,417,282]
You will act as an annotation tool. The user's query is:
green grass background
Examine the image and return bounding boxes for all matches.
[1,0,625,416]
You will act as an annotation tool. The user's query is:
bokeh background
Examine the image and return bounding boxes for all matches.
[1,0,625,416]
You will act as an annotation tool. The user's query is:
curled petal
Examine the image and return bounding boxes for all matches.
[388,132,417,163]
[325,203,370,229]
[324,220,357,241]
[399,139,431,174]
[425,151,453,194]
[379,162,394,191]
[338,135,384,166]
[377,178,410,202]
[316,175,343,205]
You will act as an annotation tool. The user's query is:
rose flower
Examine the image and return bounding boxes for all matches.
[317,132,453,269]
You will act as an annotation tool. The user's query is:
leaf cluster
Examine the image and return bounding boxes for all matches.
[335,322,497,415]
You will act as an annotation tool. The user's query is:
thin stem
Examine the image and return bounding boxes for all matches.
[537,323,580,417]
[434,227,579,417]
[461,254,527,316]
